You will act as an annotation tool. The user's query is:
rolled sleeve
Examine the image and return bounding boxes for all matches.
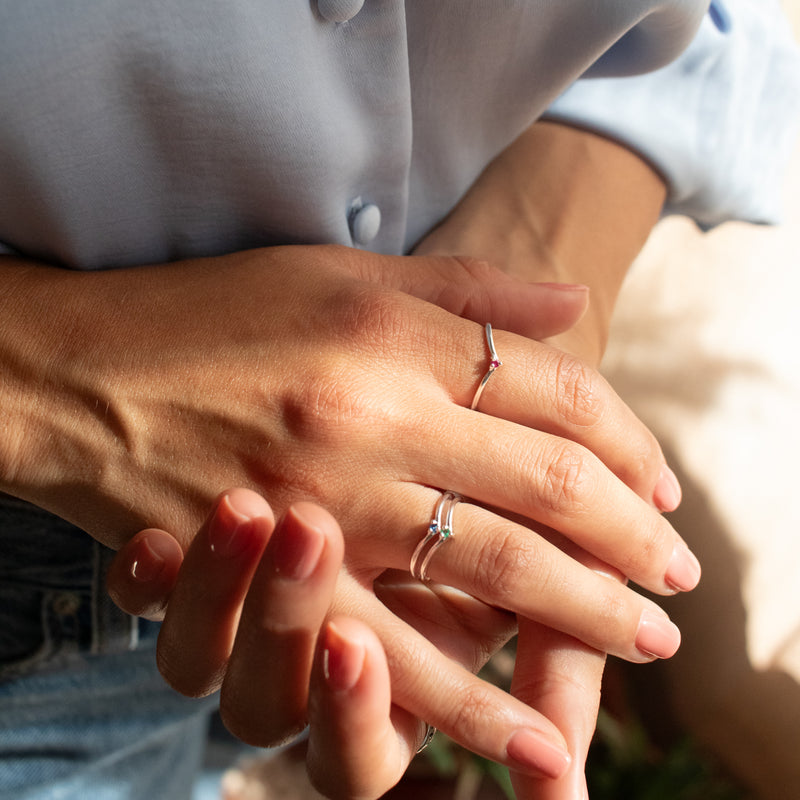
[545,0,800,227]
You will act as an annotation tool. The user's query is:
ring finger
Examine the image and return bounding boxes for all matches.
[390,401,700,596]
[355,485,682,664]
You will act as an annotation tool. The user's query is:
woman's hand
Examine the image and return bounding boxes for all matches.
[108,488,563,797]
[2,243,695,785]
[5,244,691,623]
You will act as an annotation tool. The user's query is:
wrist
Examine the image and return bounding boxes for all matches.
[0,257,127,528]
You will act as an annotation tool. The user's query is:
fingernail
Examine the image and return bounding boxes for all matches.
[208,494,252,559]
[323,622,365,692]
[665,543,702,592]
[506,728,571,779]
[270,504,325,580]
[130,536,167,583]
[635,608,681,660]
[653,464,682,512]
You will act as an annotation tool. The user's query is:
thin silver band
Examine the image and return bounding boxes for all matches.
[416,723,437,753]
[470,323,502,411]
[410,491,461,581]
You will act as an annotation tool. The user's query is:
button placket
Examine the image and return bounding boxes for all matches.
[348,198,382,246]
[318,0,365,24]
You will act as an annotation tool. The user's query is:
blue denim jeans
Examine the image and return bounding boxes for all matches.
[0,495,218,799]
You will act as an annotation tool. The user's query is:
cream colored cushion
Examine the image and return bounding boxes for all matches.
[602,100,800,797]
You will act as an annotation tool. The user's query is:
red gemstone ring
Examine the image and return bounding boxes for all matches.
[470,323,502,411]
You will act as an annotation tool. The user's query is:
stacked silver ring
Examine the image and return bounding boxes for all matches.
[416,723,437,753]
[410,491,461,582]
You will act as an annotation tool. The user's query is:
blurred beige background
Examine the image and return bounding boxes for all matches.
[602,2,800,796]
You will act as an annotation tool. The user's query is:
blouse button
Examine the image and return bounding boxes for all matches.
[318,0,365,23]
[708,1,732,33]
[350,203,381,246]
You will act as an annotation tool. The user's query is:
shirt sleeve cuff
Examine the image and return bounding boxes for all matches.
[543,0,800,227]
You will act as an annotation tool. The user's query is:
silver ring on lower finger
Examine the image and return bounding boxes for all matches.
[416,723,436,754]
[410,491,461,582]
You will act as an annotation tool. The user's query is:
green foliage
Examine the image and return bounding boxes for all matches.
[421,707,747,800]
[586,709,747,800]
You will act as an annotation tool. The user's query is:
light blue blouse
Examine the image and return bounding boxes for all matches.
[547,0,800,227]
[0,0,797,269]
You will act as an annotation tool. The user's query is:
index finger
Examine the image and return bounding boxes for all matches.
[336,575,572,781]
[511,618,601,800]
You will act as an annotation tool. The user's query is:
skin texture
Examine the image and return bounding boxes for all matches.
[7,121,691,798]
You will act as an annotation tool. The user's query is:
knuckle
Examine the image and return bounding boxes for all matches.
[338,284,410,356]
[280,292,414,448]
[514,665,601,707]
[450,254,498,281]
[442,256,497,320]
[438,682,497,745]
[285,372,369,442]
[594,588,629,633]
[533,440,591,515]
[622,430,664,496]
[550,352,604,428]
[470,528,556,611]
[618,516,665,580]
[470,529,526,602]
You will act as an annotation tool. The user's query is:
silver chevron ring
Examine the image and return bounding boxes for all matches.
[470,323,502,411]
[410,491,461,582]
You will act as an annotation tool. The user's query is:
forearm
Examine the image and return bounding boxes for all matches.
[0,257,86,494]
[0,255,155,537]
[416,120,667,364]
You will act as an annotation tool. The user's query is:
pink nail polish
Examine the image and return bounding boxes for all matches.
[506,728,571,779]
[130,536,167,583]
[653,464,682,512]
[207,495,252,559]
[665,543,702,592]
[323,622,365,692]
[270,505,325,580]
[635,608,681,660]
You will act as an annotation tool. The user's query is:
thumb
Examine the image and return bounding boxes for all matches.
[356,252,589,340]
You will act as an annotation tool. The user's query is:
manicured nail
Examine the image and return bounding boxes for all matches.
[130,535,167,583]
[506,728,571,779]
[270,504,325,580]
[653,464,682,512]
[323,622,366,692]
[207,494,252,559]
[665,543,702,592]
[636,608,681,660]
